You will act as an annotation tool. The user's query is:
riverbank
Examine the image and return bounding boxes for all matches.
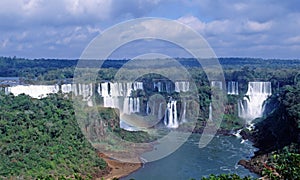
[98,153,142,180]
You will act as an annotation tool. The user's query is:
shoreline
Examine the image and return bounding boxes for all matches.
[97,153,143,180]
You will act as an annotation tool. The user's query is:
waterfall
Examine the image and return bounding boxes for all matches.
[72,84,78,96]
[61,84,72,93]
[227,81,239,95]
[238,82,272,121]
[146,101,150,115]
[123,97,140,114]
[97,83,101,95]
[165,81,172,93]
[211,81,223,90]
[123,97,130,114]
[101,82,110,97]
[103,96,119,108]
[153,81,174,93]
[133,82,143,90]
[164,100,179,128]
[7,85,59,99]
[181,100,187,123]
[209,102,213,121]
[154,82,162,92]
[175,81,190,92]
[78,83,93,100]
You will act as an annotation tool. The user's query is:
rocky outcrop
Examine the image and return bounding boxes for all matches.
[238,154,269,175]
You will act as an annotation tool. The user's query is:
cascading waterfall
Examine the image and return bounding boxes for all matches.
[100,82,110,97]
[61,84,72,93]
[238,82,272,122]
[227,81,239,95]
[181,100,187,123]
[124,97,139,113]
[6,85,60,99]
[209,102,213,121]
[153,82,162,92]
[153,81,190,93]
[153,81,173,93]
[4,81,193,130]
[211,81,223,90]
[146,101,150,115]
[72,84,78,96]
[133,82,143,90]
[164,100,179,128]
[175,81,190,92]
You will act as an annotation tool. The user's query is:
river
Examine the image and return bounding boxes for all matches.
[122,134,259,180]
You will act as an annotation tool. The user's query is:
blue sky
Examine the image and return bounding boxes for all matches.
[0,0,300,59]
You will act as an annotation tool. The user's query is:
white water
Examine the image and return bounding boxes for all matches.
[227,81,239,95]
[175,81,190,92]
[158,102,164,120]
[6,85,59,99]
[154,81,190,93]
[3,81,192,129]
[211,81,223,90]
[153,81,173,93]
[181,100,187,123]
[238,82,271,122]
[61,84,72,93]
[209,102,213,121]
[164,100,179,128]
[100,82,110,97]
[123,97,140,115]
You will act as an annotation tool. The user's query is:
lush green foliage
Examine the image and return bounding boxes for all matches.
[0,93,106,179]
[262,144,300,180]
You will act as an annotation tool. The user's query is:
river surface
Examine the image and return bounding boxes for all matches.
[122,134,259,180]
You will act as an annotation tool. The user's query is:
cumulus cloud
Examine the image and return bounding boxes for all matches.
[245,20,272,32]
[0,0,300,59]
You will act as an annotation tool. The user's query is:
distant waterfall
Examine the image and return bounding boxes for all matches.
[227,81,239,95]
[133,82,143,90]
[209,102,213,121]
[123,97,140,115]
[153,81,173,93]
[238,82,272,121]
[181,100,187,123]
[175,81,190,92]
[164,100,179,128]
[153,81,189,93]
[100,82,110,97]
[211,81,223,90]
[6,85,60,99]
[61,84,72,93]
[146,101,150,115]
[158,102,164,120]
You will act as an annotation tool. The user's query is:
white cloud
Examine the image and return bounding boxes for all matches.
[245,20,272,32]
[286,36,300,44]
[0,0,300,59]
[177,15,205,32]
[64,0,112,20]
[1,38,9,48]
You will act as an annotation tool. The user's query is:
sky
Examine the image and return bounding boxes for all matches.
[0,0,300,59]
